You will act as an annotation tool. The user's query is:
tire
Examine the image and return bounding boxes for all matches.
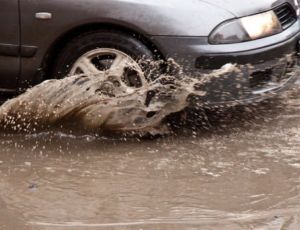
[51,30,154,83]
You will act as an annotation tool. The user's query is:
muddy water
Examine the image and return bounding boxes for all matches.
[0,59,300,229]
[0,62,245,135]
[0,86,299,229]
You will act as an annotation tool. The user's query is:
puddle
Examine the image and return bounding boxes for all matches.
[0,60,299,229]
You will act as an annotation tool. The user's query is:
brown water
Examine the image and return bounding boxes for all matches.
[1,60,300,229]
[0,62,245,135]
[0,87,299,229]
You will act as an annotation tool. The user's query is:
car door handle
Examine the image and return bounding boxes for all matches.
[35,12,52,20]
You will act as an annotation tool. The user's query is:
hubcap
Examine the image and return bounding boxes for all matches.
[70,48,147,88]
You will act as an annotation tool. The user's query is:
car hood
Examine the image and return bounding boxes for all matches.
[199,0,295,17]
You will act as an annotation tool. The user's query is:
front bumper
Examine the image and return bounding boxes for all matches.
[152,19,300,105]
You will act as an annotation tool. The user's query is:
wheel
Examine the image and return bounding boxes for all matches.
[52,30,154,88]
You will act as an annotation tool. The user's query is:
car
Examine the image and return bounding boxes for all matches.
[0,0,299,104]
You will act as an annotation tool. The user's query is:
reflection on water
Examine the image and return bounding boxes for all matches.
[0,86,299,229]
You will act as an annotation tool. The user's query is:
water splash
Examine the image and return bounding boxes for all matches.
[0,61,245,135]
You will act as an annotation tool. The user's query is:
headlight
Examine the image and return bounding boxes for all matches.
[209,11,282,44]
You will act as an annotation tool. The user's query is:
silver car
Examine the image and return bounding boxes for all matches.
[1,0,300,104]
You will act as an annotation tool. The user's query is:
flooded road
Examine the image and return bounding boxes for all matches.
[0,88,300,229]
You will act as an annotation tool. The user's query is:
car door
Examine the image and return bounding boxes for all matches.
[0,0,20,91]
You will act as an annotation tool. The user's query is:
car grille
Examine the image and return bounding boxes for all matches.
[274,4,297,30]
